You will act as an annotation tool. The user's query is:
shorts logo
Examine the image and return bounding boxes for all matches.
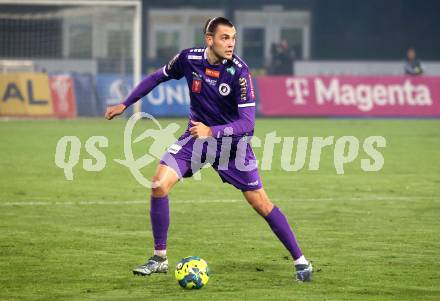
[247,180,259,186]
[192,79,202,93]
[219,83,231,96]
[168,144,182,155]
[205,68,220,78]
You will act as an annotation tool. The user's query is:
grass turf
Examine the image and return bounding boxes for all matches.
[0,117,439,300]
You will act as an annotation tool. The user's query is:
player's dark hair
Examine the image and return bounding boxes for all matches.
[204,17,234,36]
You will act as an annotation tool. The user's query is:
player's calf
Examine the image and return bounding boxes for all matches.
[242,188,274,217]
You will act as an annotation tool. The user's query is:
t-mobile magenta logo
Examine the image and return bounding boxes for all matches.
[286,78,309,105]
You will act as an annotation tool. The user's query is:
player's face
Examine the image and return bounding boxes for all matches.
[207,25,236,60]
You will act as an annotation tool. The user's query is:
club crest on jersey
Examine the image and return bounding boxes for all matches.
[219,83,231,96]
[205,68,220,78]
[192,79,202,93]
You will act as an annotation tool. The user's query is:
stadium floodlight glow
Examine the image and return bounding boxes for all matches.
[0,0,143,113]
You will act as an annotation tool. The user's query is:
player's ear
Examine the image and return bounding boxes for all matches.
[205,34,213,47]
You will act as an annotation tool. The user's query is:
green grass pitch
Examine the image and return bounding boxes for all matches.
[0,117,439,300]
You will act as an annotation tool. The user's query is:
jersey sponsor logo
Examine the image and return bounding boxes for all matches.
[192,79,202,93]
[239,77,247,101]
[166,53,179,72]
[226,66,236,75]
[205,68,220,78]
[205,78,217,86]
[219,83,231,96]
[248,74,256,100]
[188,55,202,60]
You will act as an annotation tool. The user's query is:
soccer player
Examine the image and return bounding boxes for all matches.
[105,17,313,282]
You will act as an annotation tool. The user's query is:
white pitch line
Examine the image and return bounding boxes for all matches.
[0,196,437,207]
[0,199,242,207]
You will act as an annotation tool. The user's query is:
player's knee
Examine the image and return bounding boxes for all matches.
[151,184,169,197]
[150,175,170,197]
[254,200,274,217]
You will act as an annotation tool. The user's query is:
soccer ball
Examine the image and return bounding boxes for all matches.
[175,256,210,289]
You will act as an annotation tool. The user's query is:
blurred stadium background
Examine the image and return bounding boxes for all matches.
[1,1,439,300]
[1,0,440,118]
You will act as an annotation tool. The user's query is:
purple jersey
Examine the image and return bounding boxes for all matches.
[123,47,256,139]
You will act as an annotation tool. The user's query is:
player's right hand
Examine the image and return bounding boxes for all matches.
[105,104,126,120]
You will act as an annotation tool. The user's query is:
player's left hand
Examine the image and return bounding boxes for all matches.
[105,104,126,120]
[189,120,212,138]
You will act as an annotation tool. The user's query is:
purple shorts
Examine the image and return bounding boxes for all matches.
[160,131,263,191]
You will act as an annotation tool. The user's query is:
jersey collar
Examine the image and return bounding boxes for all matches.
[203,47,229,68]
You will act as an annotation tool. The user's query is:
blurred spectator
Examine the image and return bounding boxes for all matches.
[404,47,423,75]
[269,43,279,74]
[269,40,296,75]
